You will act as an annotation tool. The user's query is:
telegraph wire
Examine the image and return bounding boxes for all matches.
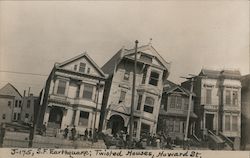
[0,70,48,77]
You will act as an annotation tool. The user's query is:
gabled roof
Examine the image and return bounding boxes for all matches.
[56,52,106,78]
[102,43,170,75]
[163,80,195,96]
[0,83,22,97]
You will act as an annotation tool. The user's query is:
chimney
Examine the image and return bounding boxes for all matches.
[23,90,26,97]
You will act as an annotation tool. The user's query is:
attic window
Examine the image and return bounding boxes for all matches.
[140,54,152,63]
[79,63,86,73]
[74,65,78,71]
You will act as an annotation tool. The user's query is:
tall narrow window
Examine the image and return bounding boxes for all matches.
[119,90,126,103]
[78,111,89,126]
[13,113,17,120]
[19,100,22,108]
[184,98,189,110]
[225,115,231,131]
[82,84,94,100]
[15,100,18,107]
[232,91,238,106]
[176,96,182,109]
[2,114,6,120]
[8,101,12,107]
[25,113,29,119]
[57,80,67,95]
[87,68,90,74]
[124,70,130,81]
[170,96,176,108]
[142,68,147,84]
[79,62,86,73]
[232,116,238,131]
[17,113,20,120]
[206,89,212,104]
[226,90,231,105]
[144,97,154,113]
[137,95,142,110]
[27,100,31,108]
[74,65,78,71]
[149,71,159,86]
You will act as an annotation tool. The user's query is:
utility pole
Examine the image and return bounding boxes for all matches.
[129,40,138,147]
[92,80,101,145]
[182,77,194,149]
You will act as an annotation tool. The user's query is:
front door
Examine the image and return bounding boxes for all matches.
[48,106,64,128]
[205,113,214,131]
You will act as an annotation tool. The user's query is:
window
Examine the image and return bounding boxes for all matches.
[19,100,22,108]
[141,68,147,84]
[78,111,89,126]
[74,65,78,71]
[206,89,212,104]
[79,62,86,73]
[2,114,6,120]
[137,95,142,110]
[170,96,176,108]
[124,70,130,81]
[225,115,230,131]
[174,120,180,132]
[149,71,159,86]
[232,116,238,131]
[226,90,231,105]
[27,100,31,108]
[82,83,94,100]
[232,91,238,106]
[17,113,20,120]
[25,113,29,118]
[15,100,18,107]
[176,96,182,109]
[87,68,90,74]
[8,101,11,107]
[119,90,126,103]
[143,97,154,113]
[184,98,189,110]
[57,80,67,95]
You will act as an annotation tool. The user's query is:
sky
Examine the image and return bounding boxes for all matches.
[0,1,249,96]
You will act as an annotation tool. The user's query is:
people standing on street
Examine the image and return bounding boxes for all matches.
[89,129,92,141]
[64,126,69,139]
[71,125,76,141]
[0,123,6,147]
[84,128,88,140]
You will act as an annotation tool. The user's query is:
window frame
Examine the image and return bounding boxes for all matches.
[143,96,154,113]
[148,71,159,86]
[57,80,67,95]
[82,83,94,100]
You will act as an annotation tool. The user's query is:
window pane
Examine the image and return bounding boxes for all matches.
[124,70,130,80]
[145,97,154,105]
[144,105,154,113]
[149,71,159,86]
[79,111,89,126]
[170,96,176,108]
[27,100,31,108]
[232,116,238,131]
[225,115,230,131]
[82,84,94,100]
[176,96,182,109]
[233,91,238,106]
[142,68,147,84]
[226,90,231,105]
[206,89,212,104]
[57,80,66,95]
[79,62,86,73]
[119,91,126,103]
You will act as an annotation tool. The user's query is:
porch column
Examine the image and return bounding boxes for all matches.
[43,107,51,124]
[74,110,80,126]
[60,109,68,129]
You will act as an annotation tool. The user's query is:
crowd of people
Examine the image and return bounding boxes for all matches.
[63,125,99,142]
